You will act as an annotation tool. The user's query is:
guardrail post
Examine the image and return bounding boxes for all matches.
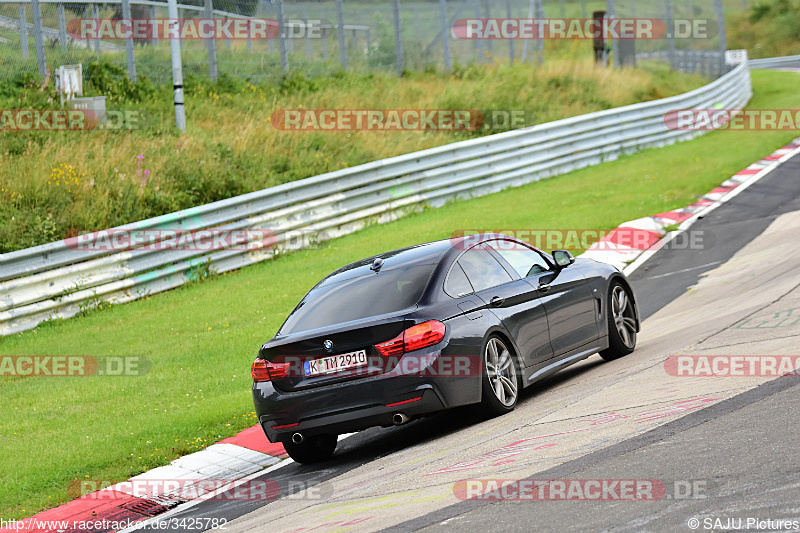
[277,0,288,72]
[30,0,47,77]
[203,0,218,81]
[393,0,403,75]
[664,0,675,71]
[18,4,28,59]
[439,0,451,71]
[714,0,727,76]
[57,3,67,53]
[91,5,101,55]
[121,0,137,81]
[336,0,347,69]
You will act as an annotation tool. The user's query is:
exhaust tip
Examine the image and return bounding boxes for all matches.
[392,413,410,426]
[291,432,304,444]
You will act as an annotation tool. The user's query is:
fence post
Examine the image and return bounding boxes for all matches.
[302,5,312,59]
[92,4,100,56]
[506,0,514,65]
[521,0,534,62]
[204,0,218,81]
[393,0,403,75]
[483,0,492,55]
[121,0,137,81]
[714,0,727,76]
[30,0,47,77]
[277,0,288,72]
[150,6,158,47]
[18,4,28,60]
[336,0,347,69]
[439,0,451,70]
[665,0,675,70]
[57,3,67,53]
[474,0,483,63]
[608,0,619,69]
[535,0,544,64]
[167,0,185,132]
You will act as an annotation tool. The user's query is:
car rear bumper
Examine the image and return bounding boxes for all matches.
[253,358,480,443]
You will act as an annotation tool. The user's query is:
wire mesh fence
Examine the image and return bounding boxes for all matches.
[0,0,741,85]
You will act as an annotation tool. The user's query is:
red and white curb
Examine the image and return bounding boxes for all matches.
[1,426,286,533]
[582,137,800,273]
[6,138,800,533]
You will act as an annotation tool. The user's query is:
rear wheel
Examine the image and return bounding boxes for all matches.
[479,336,521,417]
[599,282,637,361]
[283,434,338,464]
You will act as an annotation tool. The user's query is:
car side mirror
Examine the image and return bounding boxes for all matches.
[552,250,575,269]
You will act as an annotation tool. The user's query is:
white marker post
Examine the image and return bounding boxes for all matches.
[168,0,186,132]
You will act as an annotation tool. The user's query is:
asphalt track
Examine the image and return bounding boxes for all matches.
[129,148,800,533]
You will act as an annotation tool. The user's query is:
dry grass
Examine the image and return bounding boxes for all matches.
[0,58,704,252]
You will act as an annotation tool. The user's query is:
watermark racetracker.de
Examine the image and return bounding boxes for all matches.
[665,109,800,131]
[450,229,714,252]
[0,110,144,131]
[270,109,536,132]
[0,355,150,377]
[64,228,320,253]
[68,478,334,501]
[453,478,711,501]
[451,18,718,40]
[66,18,327,40]
[664,355,800,377]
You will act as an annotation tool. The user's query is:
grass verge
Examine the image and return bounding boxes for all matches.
[1,69,798,519]
[0,58,703,253]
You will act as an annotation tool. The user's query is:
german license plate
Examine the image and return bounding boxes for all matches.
[304,350,368,377]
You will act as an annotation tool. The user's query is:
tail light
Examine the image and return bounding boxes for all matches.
[252,359,291,382]
[375,320,446,356]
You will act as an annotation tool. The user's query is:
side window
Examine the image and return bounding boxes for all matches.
[444,263,474,298]
[487,240,551,278]
[458,246,514,292]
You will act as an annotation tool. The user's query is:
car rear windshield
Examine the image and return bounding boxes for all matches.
[278,264,437,334]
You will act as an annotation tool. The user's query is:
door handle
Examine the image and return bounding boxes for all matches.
[538,283,550,292]
[489,296,505,307]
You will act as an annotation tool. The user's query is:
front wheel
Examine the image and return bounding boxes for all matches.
[283,434,338,464]
[479,336,521,417]
[599,282,637,361]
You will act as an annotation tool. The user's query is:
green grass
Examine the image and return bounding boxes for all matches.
[0,58,705,253]
[1,68,799,519]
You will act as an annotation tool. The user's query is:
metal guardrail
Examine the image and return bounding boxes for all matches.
[749,54,800,69]
[0,59,753,336]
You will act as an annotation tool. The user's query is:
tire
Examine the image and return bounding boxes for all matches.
[283,434,338,464]
[478,335,521,417]
[599,282,637,361]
